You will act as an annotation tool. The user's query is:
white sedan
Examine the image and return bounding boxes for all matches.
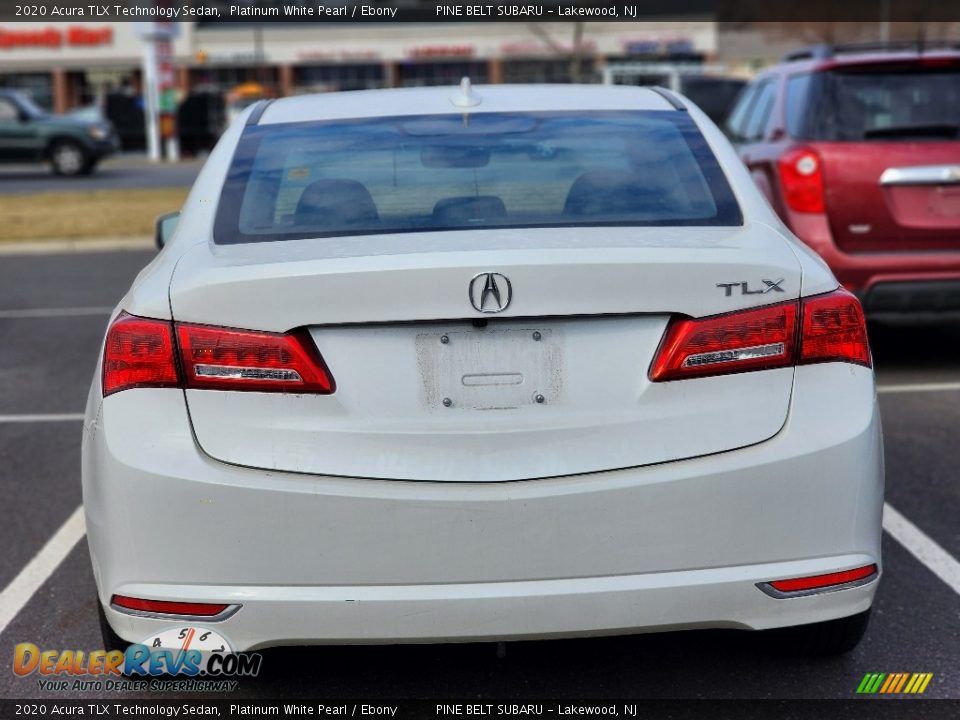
[83,81,882,658]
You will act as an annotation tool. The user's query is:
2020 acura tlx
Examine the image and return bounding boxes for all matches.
[83,82,883,657]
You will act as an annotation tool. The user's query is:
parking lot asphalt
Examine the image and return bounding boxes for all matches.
[0,249,958,702]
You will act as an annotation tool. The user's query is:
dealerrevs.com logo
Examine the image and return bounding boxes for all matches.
[856,672,934,695]
[13,626,262,692]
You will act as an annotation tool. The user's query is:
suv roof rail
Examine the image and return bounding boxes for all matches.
[781,44,832,63]
[781,39,960,63]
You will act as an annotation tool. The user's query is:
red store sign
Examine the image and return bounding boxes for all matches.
[409,45,475,59]
[0,26,113,50]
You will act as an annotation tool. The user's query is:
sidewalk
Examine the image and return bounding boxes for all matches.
[0,236,153,255]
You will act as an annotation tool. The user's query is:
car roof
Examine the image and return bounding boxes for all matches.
[259,84,678,125]
[777,43,960,73]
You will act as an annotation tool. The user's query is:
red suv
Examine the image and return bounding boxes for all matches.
[726,42,960,318]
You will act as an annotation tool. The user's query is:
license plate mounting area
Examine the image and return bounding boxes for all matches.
[416,328,562,411]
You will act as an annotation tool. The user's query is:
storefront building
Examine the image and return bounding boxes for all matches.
[0,20,717,112]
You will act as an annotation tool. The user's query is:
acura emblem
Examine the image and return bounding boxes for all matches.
[469,272,512,313]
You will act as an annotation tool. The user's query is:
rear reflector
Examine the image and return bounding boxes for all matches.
[102,313,179,396]
[111,595,230,617]
[650,288,870,382]
[766,564,878,594]
[177,324,335,393]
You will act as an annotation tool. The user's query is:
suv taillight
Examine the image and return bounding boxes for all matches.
[650,289,870,382]
[102,313,335,396]
[778,146,825,213]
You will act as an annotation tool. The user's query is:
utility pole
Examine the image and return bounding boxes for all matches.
[527,23,587,83]
[136,5,180,162]
[140,28,161,162]
[254,24,266,85]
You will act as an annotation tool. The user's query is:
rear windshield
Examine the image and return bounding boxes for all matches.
[797,65,960,141]
[214,110,741,244]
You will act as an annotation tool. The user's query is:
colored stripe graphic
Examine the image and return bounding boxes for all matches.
[893,673,910,693]
[857,672,933,694]
[857,673,886,694]
[879,674,897,693]
[912,673,933,694]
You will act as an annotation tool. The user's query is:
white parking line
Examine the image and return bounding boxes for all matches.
[877,381,960,394]
[0,506,86,637]
[0,306,113,319]
[883,502,960,596]
[0,413,85,423]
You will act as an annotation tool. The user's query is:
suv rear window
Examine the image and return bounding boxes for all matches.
[797,64,960,141]
[215,110,741,244]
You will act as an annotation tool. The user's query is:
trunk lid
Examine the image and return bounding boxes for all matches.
[802,61,960,252]
[817,142,960,253]
[169,226,802,481]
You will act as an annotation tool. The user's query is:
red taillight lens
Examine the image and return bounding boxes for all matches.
[799,289,871,368]
[111,595,230,617]
[778,146,825,213]
[650,289,870,382]
[177,323,335,394]
[103,313,336,396]
[102,313,179,396]
[649,301,798,382]
[767,564,877,593]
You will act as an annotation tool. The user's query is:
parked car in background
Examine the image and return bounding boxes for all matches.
[104,91,146,152]
[225,81,274,125]
[679,75,746,126]
[0,89,118,176]
[177,89,227,157]
[726,42,960,319]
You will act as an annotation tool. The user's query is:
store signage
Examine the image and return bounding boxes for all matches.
[297,50,381,62]
[622,38,696,55]
[409,45,475,59]
[0,26,113,50]
[500,40,598,56]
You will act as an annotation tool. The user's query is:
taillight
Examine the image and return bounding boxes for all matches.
[778,146,825,213]
[650,289,870,382]
[103,313,335,396]
[799,289,871,367]
[649,302,798,382]
[102,313,179,396]
[177,323,335,394]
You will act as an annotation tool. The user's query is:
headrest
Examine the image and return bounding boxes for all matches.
[295,178,380,229]
[432,196,507,226]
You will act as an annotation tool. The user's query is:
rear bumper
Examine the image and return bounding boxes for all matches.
[86,137,118,161]
[82,363,883,650]
[787,212,960,315]
[104,558,877,649]
[857,279,960,320]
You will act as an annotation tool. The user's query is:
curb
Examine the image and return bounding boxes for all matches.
[0,236,154,255]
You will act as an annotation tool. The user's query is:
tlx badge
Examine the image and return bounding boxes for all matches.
[716,279,785,297]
